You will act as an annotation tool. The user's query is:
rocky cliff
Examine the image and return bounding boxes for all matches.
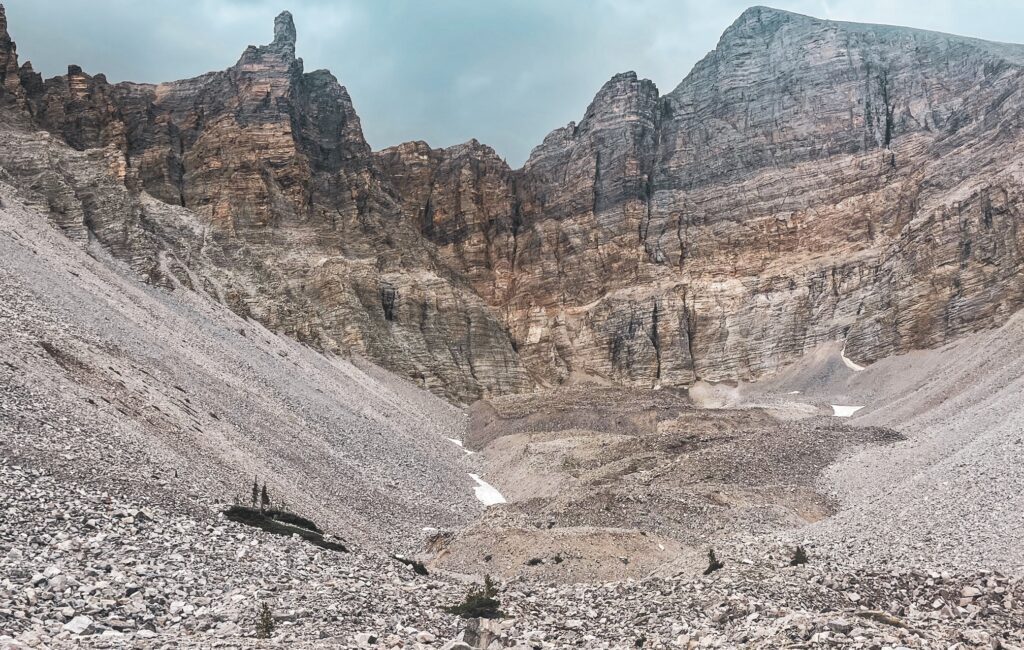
[576,10,1017,383]
[0,4,24,109]
[0,6,531,401]
[2,5,1023,399]
[388,7,1024,389]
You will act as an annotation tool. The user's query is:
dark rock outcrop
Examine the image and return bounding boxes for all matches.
[0,4,26,110]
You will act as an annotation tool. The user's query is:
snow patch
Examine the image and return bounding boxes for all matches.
[831,405,864,417]
[841,346,866,372]
[446,437,473,455]
[468,473,506,506]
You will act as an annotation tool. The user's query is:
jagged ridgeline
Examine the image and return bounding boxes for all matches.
[2,5,1024,401]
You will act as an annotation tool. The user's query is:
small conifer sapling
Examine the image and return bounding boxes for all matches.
[255,602,275,638]
[790,545,808,566]
[704,548,724,575]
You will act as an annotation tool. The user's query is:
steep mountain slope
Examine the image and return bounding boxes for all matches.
[486,6,1024,388]
[726,309,1024,574]
[0,169,481,551]
[653,7,1024,375]
[2,5,1024,403]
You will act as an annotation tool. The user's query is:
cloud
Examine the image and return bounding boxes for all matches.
[3,0,1023,166]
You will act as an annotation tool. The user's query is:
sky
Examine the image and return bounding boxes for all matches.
[4,1,1024,166]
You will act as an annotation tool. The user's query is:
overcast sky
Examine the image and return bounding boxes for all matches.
[4,1,1024,166]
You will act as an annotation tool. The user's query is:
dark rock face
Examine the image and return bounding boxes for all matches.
[1,5,1023,399]
[0,4,26,110]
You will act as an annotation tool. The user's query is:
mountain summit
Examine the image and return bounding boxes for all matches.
[272,10,297,52]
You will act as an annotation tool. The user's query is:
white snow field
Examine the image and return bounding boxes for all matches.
[468,473,507,506]
[831,405,864,417]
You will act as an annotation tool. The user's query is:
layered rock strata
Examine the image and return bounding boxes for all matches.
[379,8,1024,389]
[0,7,530,401]
[2,5,1024,399]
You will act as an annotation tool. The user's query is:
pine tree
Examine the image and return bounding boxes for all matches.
[482,574,498,599]
[790,545,809,566]
[251,476,259,508]
[260,483,270,511]
[255,601,275,638]
[444,574,503,619]
[704,548,724,575]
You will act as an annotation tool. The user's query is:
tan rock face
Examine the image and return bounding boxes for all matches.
[1,6,1023,399]
[374,139,520,307]
[0,8,530,402]
[400,8,1024,389]
[646,8,1024,379]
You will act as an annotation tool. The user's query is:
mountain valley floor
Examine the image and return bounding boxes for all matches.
[2,176,1024,649]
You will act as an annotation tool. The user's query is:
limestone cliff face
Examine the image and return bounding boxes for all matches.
[510,72,684,386]
[0,8,531,402]
[414,7,1024,388]
[2,5,1024,399]
[374,139,520,306]
[653,7,1024,380]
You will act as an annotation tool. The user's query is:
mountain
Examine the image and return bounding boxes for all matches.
[3,6,1024,648]
[0,6,530,402]
[418,5,1024,390]
[2,5,1024,401]
[0,170,479,548]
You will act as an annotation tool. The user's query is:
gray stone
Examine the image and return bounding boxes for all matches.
[63,615,93,635]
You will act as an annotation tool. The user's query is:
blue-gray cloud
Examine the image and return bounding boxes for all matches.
[4,0,1023,166]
